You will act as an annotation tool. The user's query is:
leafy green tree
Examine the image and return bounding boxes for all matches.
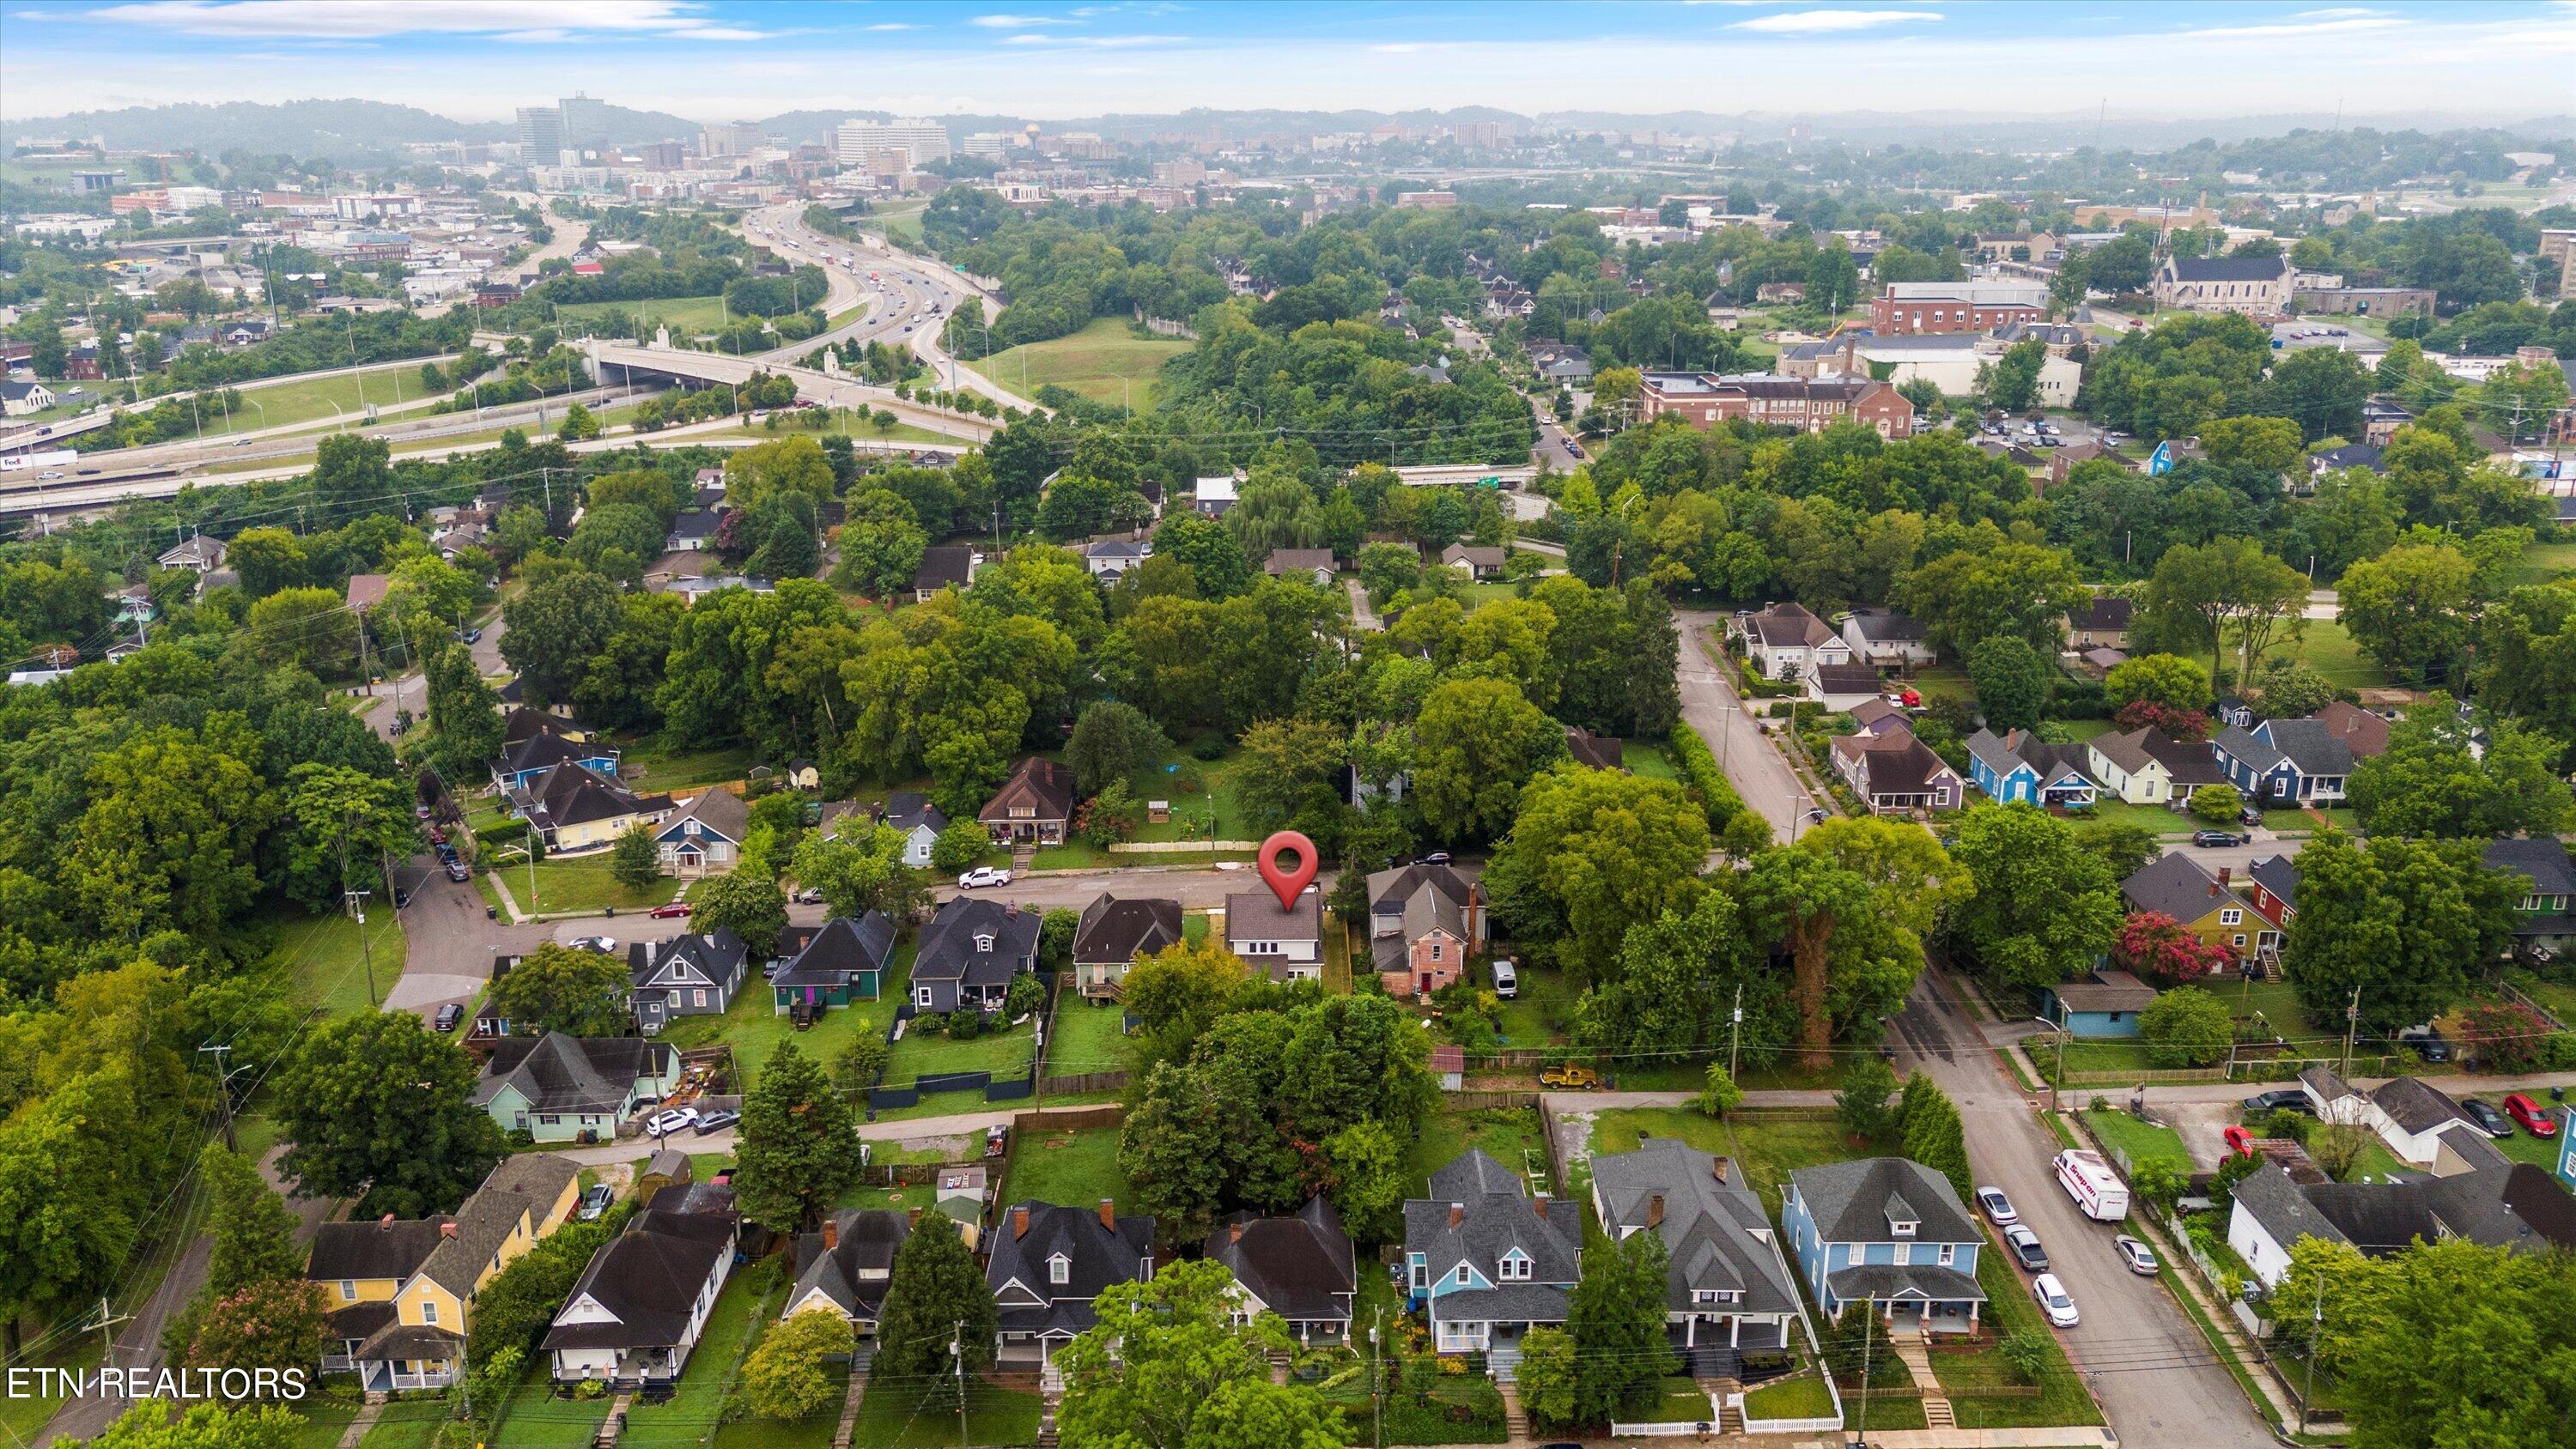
[273,1012,504,1217]
[2281,829,2518,1036]
[1966,636,2051,732]
[499,567,623,707]
[82,1402,305,1448]
[1837,1056,1899,1143]
[1064,700,1169,797]
[2349,700,2571,840]
[243,585,360,675]
[1895,540,2089,656]
[70,730,276,941]
[1056,1259,1342,1449]
[1737,849,1917,1074]
[2189,782,2245,826]
[414,640,504,785]
[609,822,661,888]
[831,488,930,607]
[201,1143,302,1295]
[2137,537,2312,679]
[688,869,787,948]
[1980,338,2047,412]
[1569,1228,1677,1423]
[2299,1239,2576,1449]
[872,1218,999,1392]
[1233,717,1346,832]
[741,1309,854,1422]
[1698,1063,1745,1119]
[735,1040,867,1231]
[1321,1119,1407,1246]
[1946,803,2123,994]
[2196,415,2306,475]
[276,761,417,912]
[2105,653,2213,716]
[1484,765,1710,980]
[1411,677,1565,841]
[485,942,634,1037]
[932,817,989,873]
[1118,1059,1231,1246]
[2139,986,2234,1068]
[2337,541,2475,685]
[1121,939,1250,1069]
[1512,1326,1582,1428]
[1573,893,1775,1061]
[789,819,926,921]
[226,526,308,598]
[179,1277,329,1378]
[1897,1073,1971,1199]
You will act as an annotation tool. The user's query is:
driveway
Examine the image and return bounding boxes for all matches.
[1890,974,2276,1449]
[1673,610,1810,843]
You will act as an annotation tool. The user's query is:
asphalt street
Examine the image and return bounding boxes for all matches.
[1673,609,1812,843]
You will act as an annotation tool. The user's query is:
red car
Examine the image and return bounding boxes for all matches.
[648,902,693,919]
[2503,1093,2559,1137]
[2222,1125,2257,1159]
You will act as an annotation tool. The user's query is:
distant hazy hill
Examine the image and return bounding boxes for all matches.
[2,96,699,161]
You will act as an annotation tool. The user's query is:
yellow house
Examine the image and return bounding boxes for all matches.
[508,761,673,854]
[2119,853,2257,964]
[311,1154,583,1392]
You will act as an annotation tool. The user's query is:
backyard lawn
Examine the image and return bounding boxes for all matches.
[2081,1108,2190,1173]
[351,1399,456,1448]
[1408,1106,1552,1197]
[2293,618,2390,689]
[848,1382,1042,1449]
[1621,741,1680,779]
[886,1014,1039,1083]
[1045,991,1133,1079]
[499,852,683,913]
[1492,962,1574,1049]
[964,317,1188,411]
[613,737,761,792]
[1005,1125,1131,1212]
[1935,1233,2105,1428]
[622,1270,776,1446]
[494,1378,612,1447]
[665,941,908,1077]
[277,902,410,1016]
[1589,1108,1868,1215]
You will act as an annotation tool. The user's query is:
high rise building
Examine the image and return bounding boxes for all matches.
[700,122,767,157]
[557,92,608,150]
[516,106,564,165]
[834,118,951,167]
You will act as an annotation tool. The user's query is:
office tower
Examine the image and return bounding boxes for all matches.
[834,118,951,167]
[516,106,564,164]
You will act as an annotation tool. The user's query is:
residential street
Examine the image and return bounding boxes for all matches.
[1674,609,1811,843]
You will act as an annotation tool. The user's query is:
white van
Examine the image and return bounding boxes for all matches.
[1490,959,1518,999]
[2053,1149,2129,1222]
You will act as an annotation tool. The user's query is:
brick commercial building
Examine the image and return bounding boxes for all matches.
[2293,285,2435,318]
[1639,372,1914,438]
[1868,281,2045,335]
[2153,254,2297,315]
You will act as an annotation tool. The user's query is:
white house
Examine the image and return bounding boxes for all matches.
[1838,609,1935,670]
[1224,888,1323,985]
[544,1202,737,1384]
[1733,603,1850,682]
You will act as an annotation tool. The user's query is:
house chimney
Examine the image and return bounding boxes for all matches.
[1099,1198,1117,1232]
[380,1213,397,1230]
[2218,865,2233,887]
[2209,878,2221,897]
[439,1222,459,1240]
[1840,333,1858,379]
[1713,1156,1732,1184]
[1647,1193,1665,1229]
[1533,1193,1550,1221]
[1230,1221,1245,1245]
[822,1216,839,1252]
[908,1208,923,1227]
[1448,1203,1465,1229]
[1012,1206,1030,1239]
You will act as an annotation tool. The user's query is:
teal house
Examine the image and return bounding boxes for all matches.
[773,912,897,1015]
[472,1034,677,1144]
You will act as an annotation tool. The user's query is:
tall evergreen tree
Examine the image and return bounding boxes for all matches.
[733,1040,867,1232]
[873,1218,999,1393]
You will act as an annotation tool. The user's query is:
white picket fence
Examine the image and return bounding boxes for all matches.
[1610,1391,1722,1437]
[1728,1370,1849,1436]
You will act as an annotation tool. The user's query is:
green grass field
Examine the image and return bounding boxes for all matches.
[187,361,451,438]
[2082,1108,2190,1171]
[965,317,1188,411]
[2293,618,2390,689]
[276,903,410,1016]
[1045,992,1133,1078]
[711,414,969,447]
[886,1015,1038,1083]
[1589,1108,1870,1215]
[621,1270,775,1446]
[848,1382,1042,1449]
[863,204,928,248]
[502,852,683,914]
[1005,1124,1131,1211]
[554,294,734,336]
[660,943,902,1078]
[1409,1106,1552,1197]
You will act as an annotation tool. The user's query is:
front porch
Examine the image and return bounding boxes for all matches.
[1824,1264,1985,1335]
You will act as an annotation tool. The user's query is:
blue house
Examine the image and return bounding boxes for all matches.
[2558,1107,2574,1192]
[2211,718,2353,806]
[1402,1149,1582,1370]
[1965,729,2097,808]
[2147,439,2204,476]
[2038,968,2160,1039]
[490,710,621,794]
[1782,1158,1986,1334]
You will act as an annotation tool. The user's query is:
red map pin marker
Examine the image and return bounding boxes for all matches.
[1256,829,1319,913]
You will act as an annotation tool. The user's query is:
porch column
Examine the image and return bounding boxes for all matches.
[1730,1316,1741,1347]
[1686,1316,1696,1347]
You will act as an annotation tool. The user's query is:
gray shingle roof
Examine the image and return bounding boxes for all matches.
[1591,1139,1799,1317]
[2121,852,2241,922]
[772,912,896,989]
[2213,724,2286,775]
[1072,894,1182,967]
[1404,1149,1583,1305]
[2258,718,2354,778]
[2168,255,2293,283]
[1825,1263,1986,1304]
[2484,837,2576,896]
[914,897,1041,990]
[987,1203,1156,1338]
[2232,1162,2350,1252]
[474,1033,672,1115]
[1787,1158,1979,1246]
[1206,1197,1355,1325]
[791,1210,910,1319]
[2370,1076,2476,1135]
[542,1213,732,1352]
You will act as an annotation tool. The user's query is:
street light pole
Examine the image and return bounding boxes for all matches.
[2032,1016,2066,1114]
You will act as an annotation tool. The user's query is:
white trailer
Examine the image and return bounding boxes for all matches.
[2054,1149,2129,1222]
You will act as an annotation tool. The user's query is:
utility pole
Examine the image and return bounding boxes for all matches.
[1370,1310,1384,1449]
[951,1320,969,1448]
[82,1296,131,1371]
[197,1043,237,1151]
[1728,983,1745,1082]
[2341,985,2361,1077]
[2298,1265,2327,1434]
[347,886,378,1008]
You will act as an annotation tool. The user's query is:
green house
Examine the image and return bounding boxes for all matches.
[472,1034,677,1144]
[772,912,897,1015]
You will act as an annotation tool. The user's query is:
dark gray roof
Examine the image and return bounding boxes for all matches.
[662,788,749,845]
[1591,1139,1800,1318]
[879,791,949,836]
[2232,1163,2351,1252]
[791,1210,912,1319]
[542,1215,732,1353]
[1224,888,1323,946]
[2257,718,2354,778]
[1071,894,1182,967]
[773,912,897,989]
[475,1033,672,1115]
[2248,855,2299,913]
[629,929,748,994]
[1842,608,1925,642]
[513,760,670,831]
[2370,1076,2476,1135]
[2213,724,2286,774]
[1404,1149,1583,1294]
[914,545,976,591]
[666,508,721,543]
[1825,1263,1986,1304]
[2301,1064,2355,1103]
[419,1188,539,1298]
[914,896,1042,990]
[1205,1197,1355,1324]
[2484,837,2576,896]
[987,1202,1155,1338]
[2068,596,2132,630]
[1787,1158,1979,1245]
[308,1216,451,1283]
[2141,729,2230,786]
[2121,852,2239,922]
[482,1153,584,1216]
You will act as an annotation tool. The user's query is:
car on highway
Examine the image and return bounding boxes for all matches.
[2191,829,2250,847]
[649,901,693,919]
[647,1106,699,1137]
[2504,1093,2559,1137]
[2462,1098,2513,1137]
[1975,1185,2017,1225]
[957,866,1012,889]
[2113,1235,2160,1276]
[434,1003,464,1032]
[2242,1088,2314,1116]
[2002,1223,2049,1273]
[2032,1272,2081,1327]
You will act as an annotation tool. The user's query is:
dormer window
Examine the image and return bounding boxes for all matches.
[1454,1264,1472,1285]
[1891,1219,1917,1237]
[975,933,996,952]
[1048,1253,1069,1286]
[1498,1249,1531,1282]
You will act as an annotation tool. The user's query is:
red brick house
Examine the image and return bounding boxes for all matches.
[1867,282,2045,335]
[1366,863,1485,998]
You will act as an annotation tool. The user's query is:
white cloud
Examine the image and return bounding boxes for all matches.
[82,0,771,41]
[2181,15,2403,39]
[970,12,1073,26]
[2294,7,2386,17]
[1729,9,1942,34]
[864,22,920,31]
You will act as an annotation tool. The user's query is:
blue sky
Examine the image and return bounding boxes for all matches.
[3,2,2571,124]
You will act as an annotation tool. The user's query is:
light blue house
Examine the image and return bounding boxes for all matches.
[2038,968,2160,1039]
[1402,1149,1582,1371]
[2147,439,2203,476]
[1965,730,2098,808]
[491,711,623,794]
[1782,1158,1986,1334]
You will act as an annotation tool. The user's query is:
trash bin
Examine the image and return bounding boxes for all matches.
[486,906,497,920]
[603,906,616,919]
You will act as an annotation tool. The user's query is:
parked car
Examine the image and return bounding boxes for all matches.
[957,866,1012,889]
[1419,852,1452,865]
[1539,1063,1601,1089]
[984,1123,1009,1157]
[444,861,471,883]
[2191,829,2250,847]
[2223,1125,2257,1157]
[2113,1235,2159,1276]
[457,627,482,644]
[1491,960,1518,998]
[2239,804,2264,828]
[2032,1272,2081,1327]
[693,1108,740,1136]
[1975,1185,2017,1225]
[2462,1098,2513,1137]
[568,936,617,953]
[433,1003,464,1032]
[2243,1088,2314,1117]
[2398,1028,2451,1064]
[427,825,447,845]
[647,1107,699,1137]
[2003,1223,2049,1273]
[576,1184,614,1221]
[649,901,693,919]
[794,887,825,904]
[2503,1093,2559,1137]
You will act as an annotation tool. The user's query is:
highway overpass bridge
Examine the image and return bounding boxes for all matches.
[583,339,998,443]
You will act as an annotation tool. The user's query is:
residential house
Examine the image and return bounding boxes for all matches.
[1071,893,1182,1000]
[1193,475,1240,516]
[0,379,56,416]
[1829,731,1963,815]
[2038,969,2160,1039]
[1206,1197,1356,1346]
[2484,837,2576,958]
[1733,603,1851,682]
[544,1192,739,1384]
[2153,254,2297,315]
[1965,729,2098,808]
[156,534,228,573]
[1082,536,1151,581]
[1839,608,1934,670]
[2064,596,2132,650]
[909,896,1042,1015]
[1591,1139,1805,1361]
[980,757,1074,847]
[1845,697,1914,737]
[871,791,951,867]
[2346,1076,2503,1174]
[491,712,623,793]
[2310,443,2386,478]
[2314,700,2391,760]
[507,760,673,853]
[1806,662,1887,713]
[626,930,750,1034]
[2087,726,2228,805]
[1564,727,1625,772]
[1529,344,1593,385]
[311,1155,583,1392]
[2244,855,2299,963]
[346,573,392,615]
[1264,548,1339,586]
[911,545,980,603]
[1403,1150,1583,1368]
[1226,887,1325,985]
[1867,281,2044,335]
[772,911,897,1015]
[653,788,748,877]
[654,574,775,607]
[2147,438,2207,476]
[2212,718,2354,806]
[1366,863,1485,997]
[664,508,722,553]
[2119,853,2255,967]
[472,1033,677,1143]
[1440,543,1507,580]
[2228,1158,2576,1290]
[1781,1158,1986,1334]
[988,1200,1156,1368]
[783,1210,912,1332]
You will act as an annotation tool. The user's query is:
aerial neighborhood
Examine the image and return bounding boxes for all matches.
[3,5,2575,1449]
